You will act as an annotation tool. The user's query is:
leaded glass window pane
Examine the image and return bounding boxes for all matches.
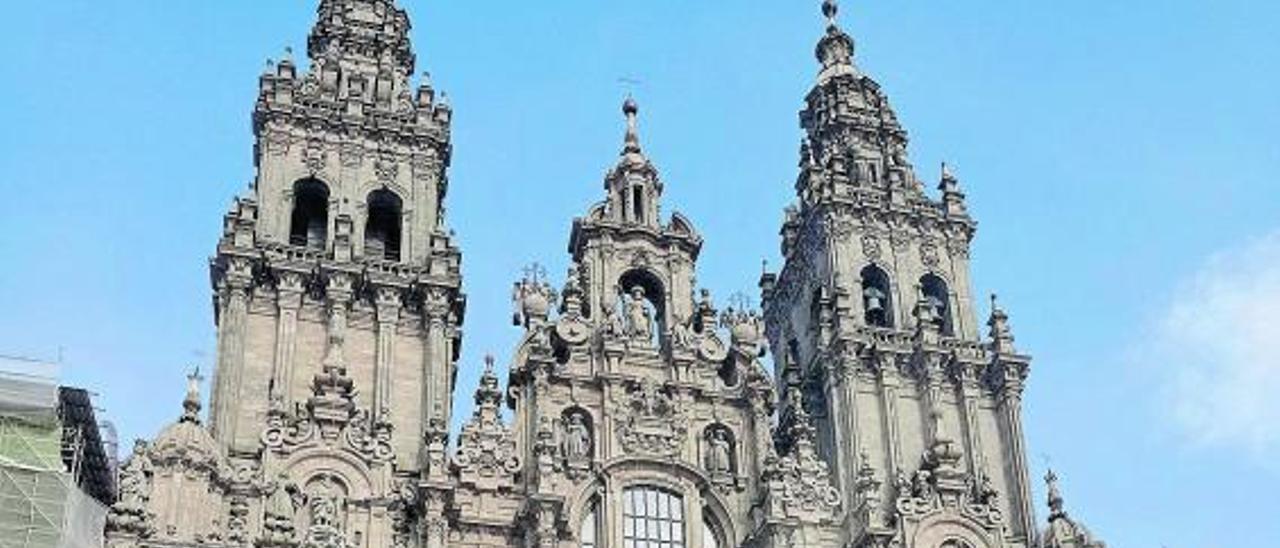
[622,487,685,548]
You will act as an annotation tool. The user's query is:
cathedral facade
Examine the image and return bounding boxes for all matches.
[104,1,1104,548]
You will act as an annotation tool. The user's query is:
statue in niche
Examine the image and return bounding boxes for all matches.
[705,428,733,475]
[562,412,592,461]
[625,286,655,343]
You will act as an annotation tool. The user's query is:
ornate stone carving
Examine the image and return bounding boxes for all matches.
[260,364,394,464]
[106,440,156,538]
[613,380,688,458]
[512,264,557,330]
[452,356,520,491]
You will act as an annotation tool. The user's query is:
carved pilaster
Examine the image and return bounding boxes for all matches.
[272,270,305,401]
[374,285,403,416]
[213,256,254,448]
[420,288,451,437]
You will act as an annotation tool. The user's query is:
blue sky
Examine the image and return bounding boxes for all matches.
[1,1,1278,545]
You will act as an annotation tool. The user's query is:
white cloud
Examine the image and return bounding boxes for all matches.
[1145,231,1280,459]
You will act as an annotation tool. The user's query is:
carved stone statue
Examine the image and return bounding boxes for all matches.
[563,412,592,461]
[118,440,153,508]
[671,311,696,351]
[706,429,733,475]
[601,300,627,341]
[625,286,654,343]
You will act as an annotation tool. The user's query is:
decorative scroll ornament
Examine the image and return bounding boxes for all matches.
[862,233,882,260]
[920,238,941,268]
[260,363,394,465]
[613,380,688,458]
[451,356,521,491]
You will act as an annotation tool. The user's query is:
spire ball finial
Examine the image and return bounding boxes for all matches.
[623,96,639,117]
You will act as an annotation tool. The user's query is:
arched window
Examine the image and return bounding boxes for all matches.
[364,189,403,261]
[290,179,329,250]
[920,274,953,335]
[623,486,684,548]
[860,265,893,328]
[580,498,600,548]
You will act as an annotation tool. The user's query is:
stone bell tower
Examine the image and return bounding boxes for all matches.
[759,2,1041,547]
[107,1,464,547]
[210,0,464,462]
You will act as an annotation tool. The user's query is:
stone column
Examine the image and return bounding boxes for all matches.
[272,270,305,401]
[374,286,402,416]
[212,257,253,447]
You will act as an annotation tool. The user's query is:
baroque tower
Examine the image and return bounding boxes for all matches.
[759,3,1102,547]
[106,1,464,546]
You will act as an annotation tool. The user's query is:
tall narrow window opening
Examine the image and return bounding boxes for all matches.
[365,189,403,261]
[290,179,329,250]
[632,186,645,223]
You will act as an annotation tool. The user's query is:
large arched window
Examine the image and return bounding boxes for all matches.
[623,486,684,548]
[289,178,329,250]
[860,265,893,328]
[920,274,953,336]
[364,189,403,261]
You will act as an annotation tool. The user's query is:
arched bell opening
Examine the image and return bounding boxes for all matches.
[289,178,330,250]
[860,264,894,328]
[364,189,403,262]
[920,273,954,336]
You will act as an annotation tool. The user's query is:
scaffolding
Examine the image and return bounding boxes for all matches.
[0,357,106,548]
